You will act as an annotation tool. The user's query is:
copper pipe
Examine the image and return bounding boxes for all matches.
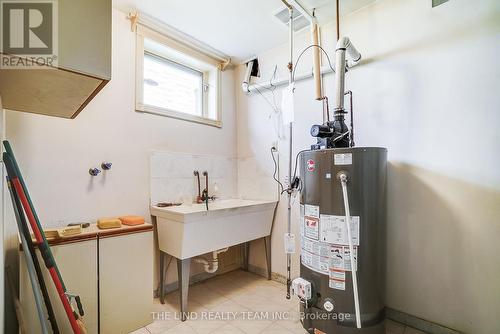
[194,170,201,202]
[336,0,340,41]
[281,0,292,10]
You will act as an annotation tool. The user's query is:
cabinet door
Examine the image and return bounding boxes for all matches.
[58,0,112,79]
[19,240,98,334]
[99,232,153,334]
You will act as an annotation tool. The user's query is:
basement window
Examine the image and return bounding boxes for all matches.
[136,26,222,127]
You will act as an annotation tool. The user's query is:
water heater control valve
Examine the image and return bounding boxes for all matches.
[291,278,312,301]
[323,299,334,312]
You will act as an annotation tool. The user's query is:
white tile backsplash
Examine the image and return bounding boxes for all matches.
[150,151,279,205]
[150,151,237,205]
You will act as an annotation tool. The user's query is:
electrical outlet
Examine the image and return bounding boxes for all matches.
[272,140,279,151]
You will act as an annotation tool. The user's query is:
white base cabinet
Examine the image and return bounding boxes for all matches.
[20,225,153,334]
[20,239,99,334]
[99,231,153,334]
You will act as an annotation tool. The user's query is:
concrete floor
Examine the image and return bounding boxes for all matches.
[130,270,425,334]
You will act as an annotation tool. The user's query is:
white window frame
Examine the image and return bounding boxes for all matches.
[135,25,222,127]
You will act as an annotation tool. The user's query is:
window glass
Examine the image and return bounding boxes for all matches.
[143,53,203,117]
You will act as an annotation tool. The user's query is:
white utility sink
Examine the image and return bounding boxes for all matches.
[151,199,277,260]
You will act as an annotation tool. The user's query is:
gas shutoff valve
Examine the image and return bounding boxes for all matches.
[291,278,312,301]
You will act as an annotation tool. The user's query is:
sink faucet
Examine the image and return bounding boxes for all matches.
[194,170,216,210]
[194,170,202,203]
[201,171,209,210]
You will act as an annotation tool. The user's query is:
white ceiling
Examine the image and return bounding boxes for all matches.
[113,0,376,61]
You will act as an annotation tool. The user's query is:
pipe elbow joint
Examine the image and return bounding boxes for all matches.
[241,82,250,94]
[337,171,349,182]
[336,36,361,65]
[336,36,350,50]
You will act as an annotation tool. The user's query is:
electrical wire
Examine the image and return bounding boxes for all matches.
[252,65,285,139]
[252,44,334,115]
[269,146,282,236]
[253,85,280,114]
[292,44,335,83]
[281,149,310,195]
[268,65,280,109]
[271,147,285,194]
[252,65,281,113]
[251,45,333,114]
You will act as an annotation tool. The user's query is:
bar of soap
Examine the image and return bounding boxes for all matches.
[34,229,60,242]
[119,215,145,226]
[97,218,122,229]
[59,225,82,237]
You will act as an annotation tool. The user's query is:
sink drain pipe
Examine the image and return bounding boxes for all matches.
[194,248,229,274]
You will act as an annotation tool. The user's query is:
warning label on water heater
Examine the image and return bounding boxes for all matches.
[304,217,319,240]
[320,215,360,246]
[303,237,331,257]
[302,249,330,274]
[330,245,358,271]
[303,204,320,240]
[304,204,319,218]
[329,270,346,290]
[334,153,352,165]
[300,205,362,285]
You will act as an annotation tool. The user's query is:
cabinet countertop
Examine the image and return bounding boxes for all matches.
[20,223,153,249]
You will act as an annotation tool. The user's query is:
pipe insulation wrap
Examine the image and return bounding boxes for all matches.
[337,37,361,68]
[334,46,347,110]
[337,37,361,62]
[311,22,322,100]
[334,37,362,110]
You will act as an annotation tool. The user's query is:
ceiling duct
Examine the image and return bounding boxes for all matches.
[274,5,310,32]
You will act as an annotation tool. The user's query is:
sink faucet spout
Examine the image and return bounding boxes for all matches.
[194,170,202,203]
[202,171,209,210]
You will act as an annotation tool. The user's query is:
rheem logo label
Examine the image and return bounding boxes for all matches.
[307,159,316,172]
[1,1,58,68]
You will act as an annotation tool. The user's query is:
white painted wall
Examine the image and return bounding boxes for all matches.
[3,8,237,294]
[236,0,500,333]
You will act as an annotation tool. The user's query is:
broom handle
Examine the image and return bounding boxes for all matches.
[8,182,49,334]
[12,177,81,334]
[8,176,60,334]
[3,150,81,334]
[3,141,66,288]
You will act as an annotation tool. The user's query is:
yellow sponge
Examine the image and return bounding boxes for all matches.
[97,218,122,229]
[119,215,145,226]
